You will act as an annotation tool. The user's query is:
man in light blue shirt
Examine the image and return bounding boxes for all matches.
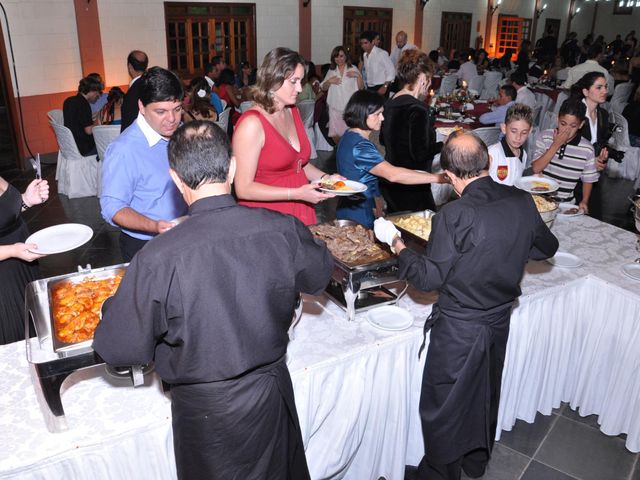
[479,85,517,127]
[100,67,187,261]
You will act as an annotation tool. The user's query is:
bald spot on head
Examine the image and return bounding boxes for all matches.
[441,130,490,179]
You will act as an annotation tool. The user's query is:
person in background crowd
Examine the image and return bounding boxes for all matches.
[457,50,478,84]
[336,90,444,228]
[63,75,103,156]
[0,176,49,345]
[623,88,640,147]
[563,44,614,90]
[475,49,490,74]
[510,71,536,110]
[217,68,242,128]
[321,46,364,144]
[515,40,532,75]
[609,34,625,56]
[380,50,443,214]
[297,62,323,104]
[538,27,558,64]
[479,85,517,127]
[233,47,337,225]
[205,56,227,89]
[374,130,558,480]
[487,103,533,185]
[94,120,333,480]
[182,77,218,123]
[235,61,256,88]
[390,30,417,68]
[359,30,395,97]
[436,47,449,67]
[87,72,108,118]
[560,32,579,65]
[99,86,125,125]
[121,50,148,132]
[493,48,514,71]
[100,67,187,261]
[624,30,637,56]
[549,56,567,83]
[532,99,598,213]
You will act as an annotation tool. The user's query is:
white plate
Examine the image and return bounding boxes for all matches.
[26,223,93,255]
[367,305,414,331]
[475,99,488,104]
[436,127,458,136]
[437,118,457,123]
[515,175,560,194]
[317,180,367,196]
[620,263,640,281]
[546,252,583,268]
[558,202,583,217]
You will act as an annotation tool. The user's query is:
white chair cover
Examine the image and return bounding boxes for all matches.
[50,122,100,199]
[239,101,253,113]
[214,108,231,135]
[313,123,334,151]
[555,68,569,82]
[539,110,557,132]
[524,126,538,169]
[438,75,458,96]
[609,82,635,114]
[605,112,640,182]
[93,125,121,162]
[468,75,484,95]
[47,109,63,125]
[430,153,453,206]
[297,100,317,159]
[472,126,501,147]
[480,71,502,100]
[552,91,569,114]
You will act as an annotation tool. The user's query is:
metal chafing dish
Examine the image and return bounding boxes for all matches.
[385,209,435,250]
[24,263,149,433]
[313,220,409,321]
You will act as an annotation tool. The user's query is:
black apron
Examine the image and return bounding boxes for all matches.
[419,302,512,465]
[170,357,310,480]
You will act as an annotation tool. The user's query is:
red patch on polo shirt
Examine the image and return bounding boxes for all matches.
[497,165,508,181]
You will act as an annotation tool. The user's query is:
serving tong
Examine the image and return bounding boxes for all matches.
[29,153,42,179]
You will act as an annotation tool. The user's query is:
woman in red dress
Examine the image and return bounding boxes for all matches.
[233,47,336,225]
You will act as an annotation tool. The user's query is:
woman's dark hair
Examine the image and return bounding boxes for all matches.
[139,66,184,105]
[396,50,432,89]
[440,130,490,179]
[510,71,527,86]
[218,68,236,86]
[558,98,587,122]
[428,50,439,64]
[168,120,232,188]
[188,77,215,119]
[107,86,124,103]
[343,90,385,130]
[570,71,606,100]
[249,47,306,114]
[330,46,352,70]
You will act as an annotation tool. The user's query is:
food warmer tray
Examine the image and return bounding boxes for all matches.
[385,209,436,251]
[24,263,148,433]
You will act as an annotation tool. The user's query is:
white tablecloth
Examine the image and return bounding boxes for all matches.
[1,214,639,480]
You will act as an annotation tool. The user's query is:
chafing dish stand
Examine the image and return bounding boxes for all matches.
[24,264,145,433]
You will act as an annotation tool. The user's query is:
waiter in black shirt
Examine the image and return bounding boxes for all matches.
[374,130,559,480]
[93,120,333,480]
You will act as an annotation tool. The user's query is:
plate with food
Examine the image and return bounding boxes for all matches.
[316,179,367,195]
[515,175,559,194]
[26,223,93,255]
[558,202,583,216]
[436,126,462,137]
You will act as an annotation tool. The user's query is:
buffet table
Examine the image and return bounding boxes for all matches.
[1,214,639,480]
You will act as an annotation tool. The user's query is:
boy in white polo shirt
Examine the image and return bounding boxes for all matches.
[487,104,533,185]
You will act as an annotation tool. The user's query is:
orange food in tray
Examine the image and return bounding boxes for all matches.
[51,275,123,344]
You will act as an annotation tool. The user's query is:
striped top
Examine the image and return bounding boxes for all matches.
[533,129,599,200]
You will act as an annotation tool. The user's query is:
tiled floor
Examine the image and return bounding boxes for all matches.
[2,152,639,480]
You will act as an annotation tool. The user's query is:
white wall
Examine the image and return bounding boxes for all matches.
[99,0,299,88]
[421,0,488,52]
[0,0,83,96]
[310,0,415,66]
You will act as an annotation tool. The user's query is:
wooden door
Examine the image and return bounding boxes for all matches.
[496,15,523,60]
[343,7,393,64]
[440,12,472,54]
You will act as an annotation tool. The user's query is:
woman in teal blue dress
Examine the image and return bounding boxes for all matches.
[336,90,444,228]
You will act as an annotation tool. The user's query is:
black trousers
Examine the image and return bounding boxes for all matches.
[118,232,148,262]
[367,84,390,99]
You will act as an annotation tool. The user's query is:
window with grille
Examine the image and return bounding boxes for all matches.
[343,7,393,65]
[496,15,523,60]
[164,2,256,77]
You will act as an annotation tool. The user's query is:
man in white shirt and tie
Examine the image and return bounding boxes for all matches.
[510,71,537,110]
[360,30,396,98]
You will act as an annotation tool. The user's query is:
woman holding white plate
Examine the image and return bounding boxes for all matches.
[336,90,446,228]
[0,176,49,344]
